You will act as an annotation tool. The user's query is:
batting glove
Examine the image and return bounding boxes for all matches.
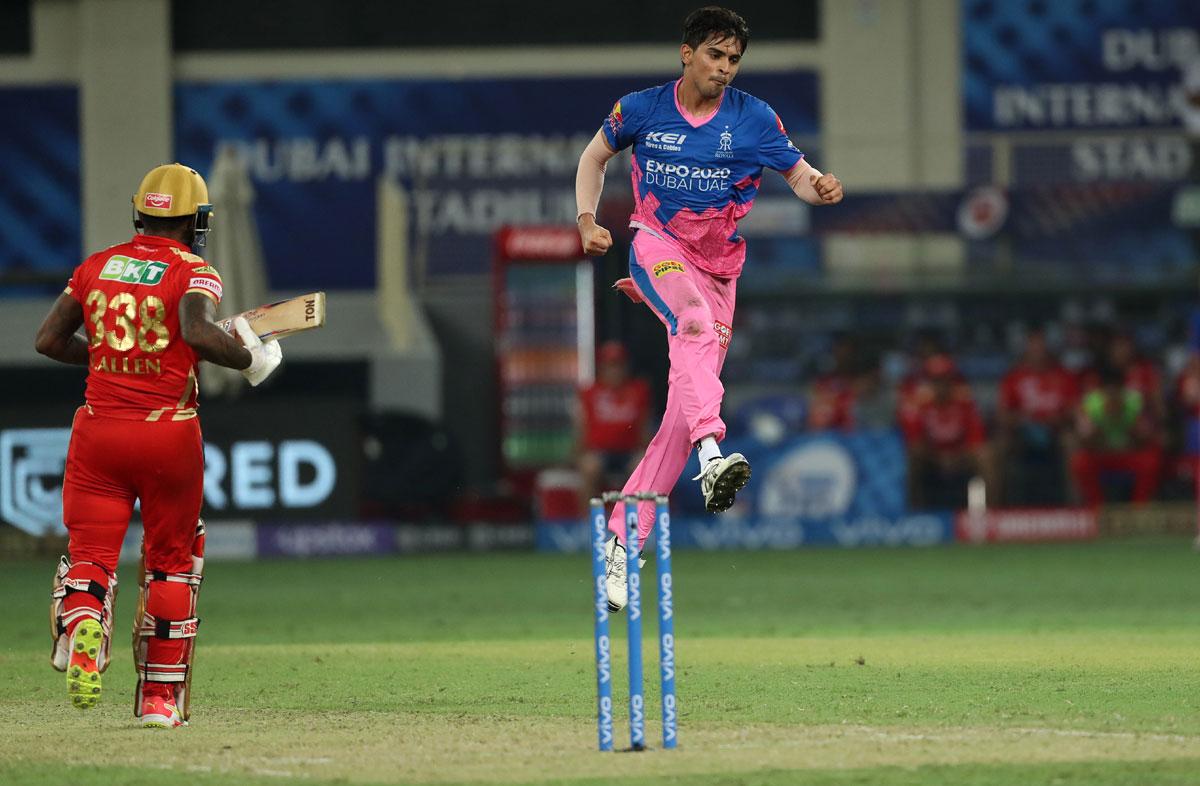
[233,316,283,386]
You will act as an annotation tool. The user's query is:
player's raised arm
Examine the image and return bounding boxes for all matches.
[784,159,843,206]
[179,292,283,386]
[575,130,618,256]
[34,293,88,365]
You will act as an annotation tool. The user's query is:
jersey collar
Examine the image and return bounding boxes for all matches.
[673,77,723,128]
[130,234,192,253]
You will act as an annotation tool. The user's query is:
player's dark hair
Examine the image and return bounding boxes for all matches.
[682,6,750,57]
[137,211,194,238]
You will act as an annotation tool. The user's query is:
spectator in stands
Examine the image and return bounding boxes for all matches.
[1167,351,1200,496]
[807,332,858,431]
[897,332,969,440]
[903,354,994,510]
[1070,364,1162,507]
[996,327,1079,504]
[576,341,652,506]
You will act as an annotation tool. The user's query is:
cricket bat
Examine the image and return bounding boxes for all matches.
[217,292,326,341]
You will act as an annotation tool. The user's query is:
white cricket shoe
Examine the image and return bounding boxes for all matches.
[603,535,646,613]
[696,453,752,513]
[604,536,627,612]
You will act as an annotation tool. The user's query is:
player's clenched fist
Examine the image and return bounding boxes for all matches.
[810,173,843,204]
[233,317,283,387]
[578,215,614,256]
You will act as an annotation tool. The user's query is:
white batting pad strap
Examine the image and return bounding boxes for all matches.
[144,571,202,586]
[61,607,102,627]
[142,663,188,683]
[138,614,200,639]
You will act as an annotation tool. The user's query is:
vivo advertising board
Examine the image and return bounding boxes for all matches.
[174,71,818,288]
[537,430,955,551]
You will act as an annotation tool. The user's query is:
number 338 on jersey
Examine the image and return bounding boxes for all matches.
[65,234,224,420]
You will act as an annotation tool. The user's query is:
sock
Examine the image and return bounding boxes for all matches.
[697,436,722,466]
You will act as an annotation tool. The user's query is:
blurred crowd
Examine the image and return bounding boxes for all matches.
[801,325,1200,510]
[573,321,1200,511]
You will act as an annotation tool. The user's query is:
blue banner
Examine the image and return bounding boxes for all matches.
[175,72,819,288]
[535,429,955,551]
[536,513,954,552]
[963,0,1200,131]
[0,86,79,289]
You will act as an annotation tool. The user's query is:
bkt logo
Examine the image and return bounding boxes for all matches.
[0,428,71,535]
[645,131,687,145]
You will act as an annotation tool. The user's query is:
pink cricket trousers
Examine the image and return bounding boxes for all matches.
[609,230,735,548]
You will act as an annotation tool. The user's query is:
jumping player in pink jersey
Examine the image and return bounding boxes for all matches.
[575,6,843,611]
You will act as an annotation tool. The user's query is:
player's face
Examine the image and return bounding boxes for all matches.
[681,35,743,99]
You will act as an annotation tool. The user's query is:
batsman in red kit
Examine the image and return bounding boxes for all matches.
[34,163,283,728]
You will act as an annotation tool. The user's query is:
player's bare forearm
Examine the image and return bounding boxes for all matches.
[179,293,252,370]
[34,293,89,365]
[576,131,617,256]
[784,160,843,206]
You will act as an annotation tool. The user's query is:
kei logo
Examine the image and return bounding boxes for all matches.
[0,428,71,535]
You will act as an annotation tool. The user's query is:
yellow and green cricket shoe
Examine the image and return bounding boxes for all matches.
[66,618,103,710]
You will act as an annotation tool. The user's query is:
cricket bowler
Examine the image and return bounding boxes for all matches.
[574,6,843,610]
[34,163,283,727]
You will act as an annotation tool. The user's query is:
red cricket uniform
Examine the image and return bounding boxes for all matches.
[61,234,223,574]
[580,379,651,453]
[999,364,1078,424]
[807,373,856,431]
[904,397,987,454]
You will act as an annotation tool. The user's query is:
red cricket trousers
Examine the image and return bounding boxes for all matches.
[1070,448,1161,507]
[62,406,204,575]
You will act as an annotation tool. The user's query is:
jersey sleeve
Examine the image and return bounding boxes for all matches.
[600,91,643,152]
[64,263,86,304]
[757,102,804,173]
[183,261,224,304]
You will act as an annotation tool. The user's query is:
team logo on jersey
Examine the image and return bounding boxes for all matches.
[715,126,735,159]
[99,256,169,286]
[143,192,173,210]
[653,260,685,277]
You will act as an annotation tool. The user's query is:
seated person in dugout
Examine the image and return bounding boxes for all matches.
[576,341,652,507]
[902,354,995,510]
[995,327,1080,505]
[1071,364,1163,507]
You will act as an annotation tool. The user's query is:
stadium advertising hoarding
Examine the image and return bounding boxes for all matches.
[0,398,360,536]
[963,0,1200,186]
[537,430,956,551]
[954,509,1099,544]
[963,0,1200,132]
[173,71,818,288]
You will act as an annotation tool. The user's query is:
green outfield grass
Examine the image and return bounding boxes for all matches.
[1,539,1199,785]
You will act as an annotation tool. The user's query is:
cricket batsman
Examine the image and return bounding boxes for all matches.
[34,163,283,727]
[574,6,842,610]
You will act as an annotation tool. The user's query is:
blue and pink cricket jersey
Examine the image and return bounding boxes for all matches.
[601,77,804,279]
